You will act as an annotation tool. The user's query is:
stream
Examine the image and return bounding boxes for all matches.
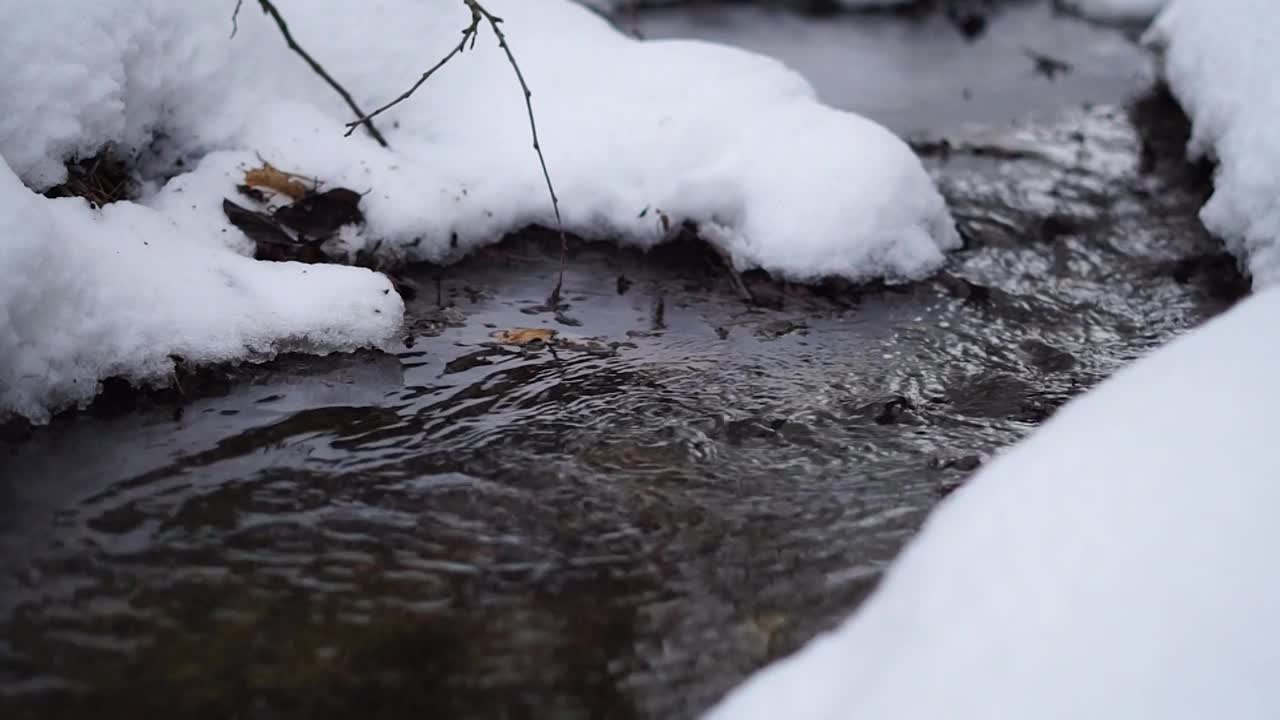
[0,2,1245,718]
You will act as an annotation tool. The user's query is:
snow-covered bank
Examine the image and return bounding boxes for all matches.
[0,0,956,422]
[709,285,1280,719]
[581,0,921,11]
[0,0,955,275]
[587,0,1163,22]
[0,157,402,424]
[580,0,917,12]
[1149,0,1280,287]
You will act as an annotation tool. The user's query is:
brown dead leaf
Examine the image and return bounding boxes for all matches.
[491,328,557,346]
[244,163,307,200]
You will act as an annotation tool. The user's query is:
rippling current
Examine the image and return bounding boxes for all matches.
[0,7,1247,719]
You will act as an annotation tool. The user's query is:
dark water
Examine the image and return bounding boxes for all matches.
[0,4,1242,719]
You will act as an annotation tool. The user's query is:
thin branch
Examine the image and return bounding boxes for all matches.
[343,10,483,137]
[465,0,568,300]
[230,0,244,38]
[254,0,388,147]
[347,1,569,301]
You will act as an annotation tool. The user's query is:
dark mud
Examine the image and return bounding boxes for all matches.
[0,5,1244,720]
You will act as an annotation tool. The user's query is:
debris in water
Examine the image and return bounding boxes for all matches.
[554,311,583,327]
[651,294,666,331]
[1024,48,1073,80]
[491,328,557,346]
[754,318,806,339]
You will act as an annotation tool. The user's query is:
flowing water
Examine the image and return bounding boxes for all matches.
[0,3,1245,719]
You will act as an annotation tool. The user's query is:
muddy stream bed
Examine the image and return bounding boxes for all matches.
[0,3,1246,718]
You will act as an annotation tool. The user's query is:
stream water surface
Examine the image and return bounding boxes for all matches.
[0,3,1245,719]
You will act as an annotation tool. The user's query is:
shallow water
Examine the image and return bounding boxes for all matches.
[0,5,1242,719]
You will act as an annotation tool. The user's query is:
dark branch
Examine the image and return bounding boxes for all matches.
[230,0,244,38]
[348,1,569,298]
[466,2,561,225]
[464,0,568,298]
[344,10,483,137]
[254,0,388,147]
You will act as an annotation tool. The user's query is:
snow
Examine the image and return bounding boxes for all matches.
[0,0,955,275]
[708,285,1280,719]
[1059,0,1167,21]
[580,0,915,10]
[586,0,1159,20]
[1148,0,1280,287]
[0,0,956,421]
[0,155,402,424]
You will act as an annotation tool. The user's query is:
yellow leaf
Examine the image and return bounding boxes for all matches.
[491,328,557,346]
[244,163,307,200]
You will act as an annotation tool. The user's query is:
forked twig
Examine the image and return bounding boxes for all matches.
[466,1,568,302]
[239,0,568,299]
[346,1,569,301]
[238,0,388,147]
[343,10,483,138]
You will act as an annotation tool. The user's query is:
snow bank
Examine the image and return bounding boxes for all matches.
[1059,0,1167,21]
[1149,0,1280,287]
[0,0,955,279]
[0,0,955,421]
[0,156,402,424]
[581,0,916,11]
[708,286,1280,719]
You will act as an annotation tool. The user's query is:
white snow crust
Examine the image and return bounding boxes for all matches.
[1149,0,1280,287]
[0,156,402,423]
[709,286,1280,719]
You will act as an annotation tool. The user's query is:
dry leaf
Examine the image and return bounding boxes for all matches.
[491,328,557,346]
[244,163,307,200]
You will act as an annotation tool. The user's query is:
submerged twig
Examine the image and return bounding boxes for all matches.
[713,244,754,303]
[347,0,569,301]
[248,0,388,147]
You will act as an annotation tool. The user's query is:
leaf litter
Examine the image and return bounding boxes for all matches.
[223,160,417,298]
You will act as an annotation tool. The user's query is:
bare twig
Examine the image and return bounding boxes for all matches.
[251,0,388,147]
[230,0,244,38]
[347,1,569,301]
[464,1,568,301]
[713,244,754,303]
[343,9,483,137]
